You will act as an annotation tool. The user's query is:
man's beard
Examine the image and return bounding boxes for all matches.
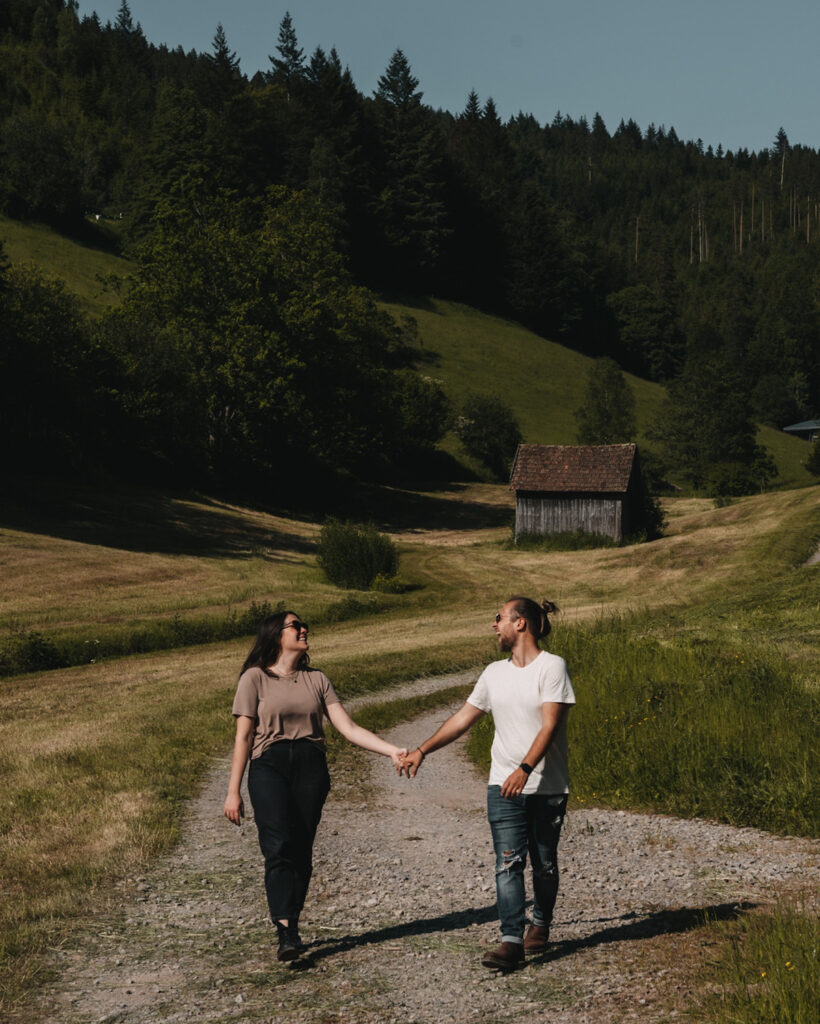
[498,634,512,651]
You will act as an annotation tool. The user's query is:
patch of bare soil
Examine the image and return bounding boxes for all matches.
[22,675,819,1024]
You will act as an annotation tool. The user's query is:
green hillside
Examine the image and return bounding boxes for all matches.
[384,297,815,489]
[0,214,132,316]
[1,215,813,488]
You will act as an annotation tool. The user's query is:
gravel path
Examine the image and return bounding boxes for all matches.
[30,673,818,1024]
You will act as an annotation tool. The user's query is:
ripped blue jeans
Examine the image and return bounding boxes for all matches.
[486,787,568,944]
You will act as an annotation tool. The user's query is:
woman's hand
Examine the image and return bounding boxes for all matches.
[390,747,409,774]
[223,792,244,826]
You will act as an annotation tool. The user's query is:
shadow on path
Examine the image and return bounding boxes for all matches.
[533,900,758,964]
[297,900,757,969]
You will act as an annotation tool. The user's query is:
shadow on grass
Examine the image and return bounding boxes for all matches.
[0,474,511,557]
[0,480,314,558]
[296,900,756,968]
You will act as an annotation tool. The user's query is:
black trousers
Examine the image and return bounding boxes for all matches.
[247,739,331,922]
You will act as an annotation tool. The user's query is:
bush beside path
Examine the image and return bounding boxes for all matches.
[22,675,819,1024]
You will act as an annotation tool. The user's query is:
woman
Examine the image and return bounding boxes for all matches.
[223,610,406,962]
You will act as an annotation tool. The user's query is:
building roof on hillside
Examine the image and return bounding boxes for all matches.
[510,444,638,493]
[783,420,820,433]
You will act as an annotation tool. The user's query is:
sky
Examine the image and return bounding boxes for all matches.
[76,0,820,154]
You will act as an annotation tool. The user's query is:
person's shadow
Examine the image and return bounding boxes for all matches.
[291,900,756,969]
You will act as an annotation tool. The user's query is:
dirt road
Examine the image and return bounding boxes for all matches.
[28,674,818,1024]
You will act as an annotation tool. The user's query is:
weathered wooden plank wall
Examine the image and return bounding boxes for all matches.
[515,493,623,540]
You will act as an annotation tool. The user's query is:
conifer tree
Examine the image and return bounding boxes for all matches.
[461,90,481,122]
[375,49,422,110]
[371,49,447,287]
[115,0,134,34]
[269,11,305,97]
[575,358,636,445]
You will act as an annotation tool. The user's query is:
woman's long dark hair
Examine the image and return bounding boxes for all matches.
[507,596,559,640]
[240,611,309,677]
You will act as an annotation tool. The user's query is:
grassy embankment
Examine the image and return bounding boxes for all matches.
[0,213,814,489]
[1,477,817,1014]
[382,296,816,491]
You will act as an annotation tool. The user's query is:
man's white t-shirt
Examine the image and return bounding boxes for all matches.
[467,650,575,795]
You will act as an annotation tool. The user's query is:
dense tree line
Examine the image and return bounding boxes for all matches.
[1,2,818,490]
[0,186,450,486]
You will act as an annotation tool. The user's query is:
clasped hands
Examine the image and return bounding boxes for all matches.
[390,747,423,777]
[393,747,528,796]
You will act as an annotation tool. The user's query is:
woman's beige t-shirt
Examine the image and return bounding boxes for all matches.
[232,666,340,758]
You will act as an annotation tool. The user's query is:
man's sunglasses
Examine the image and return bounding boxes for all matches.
[495,613,521,623]
[281,620,309,633]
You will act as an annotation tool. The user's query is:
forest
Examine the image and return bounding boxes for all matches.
[1,0,818,494]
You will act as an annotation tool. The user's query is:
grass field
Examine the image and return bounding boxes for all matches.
[1,475,817,1011]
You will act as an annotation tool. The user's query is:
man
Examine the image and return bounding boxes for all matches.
[403,596,575,971]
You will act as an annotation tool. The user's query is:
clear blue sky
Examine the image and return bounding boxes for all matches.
[77,0,819,154]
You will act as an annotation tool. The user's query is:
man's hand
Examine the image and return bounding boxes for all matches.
[500,767,529,798]
[403,748,425,778]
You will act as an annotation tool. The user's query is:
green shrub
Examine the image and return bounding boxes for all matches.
[455,394,522,481]
[317,519,399,590]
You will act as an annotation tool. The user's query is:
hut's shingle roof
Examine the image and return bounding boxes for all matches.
[510,444,637,493]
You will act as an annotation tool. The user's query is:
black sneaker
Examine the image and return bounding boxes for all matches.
[276,922,300,962]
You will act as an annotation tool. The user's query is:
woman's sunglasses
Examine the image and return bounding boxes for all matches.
[282,620,309,633]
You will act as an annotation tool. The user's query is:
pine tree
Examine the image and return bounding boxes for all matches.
[371,49,447,287]
[461,90,481,122]
[269,11,305,98]
[115,0,134,34]
[375,49,422,110]
[575,358,636,444]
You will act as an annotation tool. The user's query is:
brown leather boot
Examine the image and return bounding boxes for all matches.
[523,923,549,954]
[481,941,524,971]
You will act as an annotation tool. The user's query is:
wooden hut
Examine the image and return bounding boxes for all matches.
[509,443,642,542]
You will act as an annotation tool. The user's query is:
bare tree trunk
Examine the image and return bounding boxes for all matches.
[733,201,737,253]
[751,182,755,239]
[635,215,640,263]
[761,197,765,242]
[739,200,744,254]
[807,197,811,243]
[698,204,703,262]
[690,211,694,264]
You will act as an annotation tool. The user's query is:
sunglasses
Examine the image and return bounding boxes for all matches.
[282,620,309,633]
[495,612,522,623]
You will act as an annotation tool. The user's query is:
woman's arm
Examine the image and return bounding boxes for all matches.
[325,701,407,769]
[223,715,254,825]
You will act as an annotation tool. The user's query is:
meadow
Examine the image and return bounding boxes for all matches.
[0,476,817,1017]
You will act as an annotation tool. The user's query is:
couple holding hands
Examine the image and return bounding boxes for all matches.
[224,596,575,971]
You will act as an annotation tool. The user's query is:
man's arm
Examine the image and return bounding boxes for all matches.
[404,701,485,778]
[499,701,569,798]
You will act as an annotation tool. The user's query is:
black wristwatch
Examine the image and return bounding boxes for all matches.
[519,762,533,775]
